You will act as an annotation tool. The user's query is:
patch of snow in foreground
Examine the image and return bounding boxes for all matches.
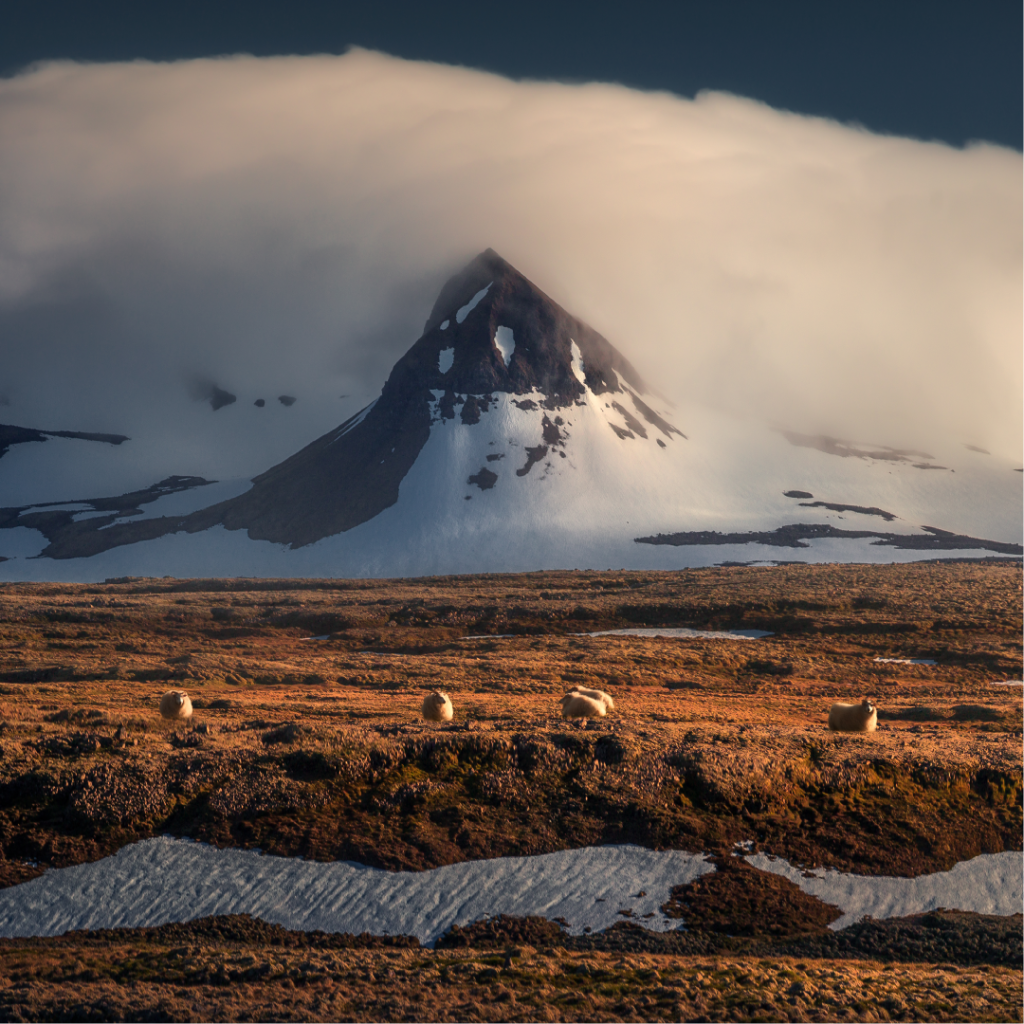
[586,627,773,640]
[746,851,1023,929]
[991,680,1023,687]
[494,326,515,367]
[0,840,712,944]
[456,283,491,324]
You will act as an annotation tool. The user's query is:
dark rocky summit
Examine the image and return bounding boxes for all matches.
[190,382,237,411]
[420,249,646,399]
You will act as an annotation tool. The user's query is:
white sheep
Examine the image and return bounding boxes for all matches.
[828,699,877,733]
[159,689,193,721]
[422,690,453,722]
[560,693,607,719]
[569,686,615,711]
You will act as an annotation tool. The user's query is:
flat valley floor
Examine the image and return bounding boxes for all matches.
[0,561,1020,1022]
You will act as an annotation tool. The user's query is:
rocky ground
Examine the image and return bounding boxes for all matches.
[0,561,1020,1020]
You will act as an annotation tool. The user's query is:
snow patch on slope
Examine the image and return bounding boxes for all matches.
[494,326,515,367]
[0,525,48,559]
[0,438,150,508]
[456,283,491,324]
[570,339,586,385]
[438,348,454,374]
[0,388,357,509]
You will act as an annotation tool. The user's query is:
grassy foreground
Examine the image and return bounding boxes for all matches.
[1,917,1021,1023]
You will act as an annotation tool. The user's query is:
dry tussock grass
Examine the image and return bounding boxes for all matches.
[0,937,1020,1023]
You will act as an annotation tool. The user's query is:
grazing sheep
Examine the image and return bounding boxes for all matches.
[422,690,453,722]
[828,699,877,733]
[159,689,193,721]
[570,686,615,711]
[560,693,607,719]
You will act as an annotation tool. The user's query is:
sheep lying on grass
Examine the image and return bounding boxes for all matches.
[422,691,453,722]
[828,699,877,732]
[159,690,193,721]
[569,686,615,711]
[560,693,607,719]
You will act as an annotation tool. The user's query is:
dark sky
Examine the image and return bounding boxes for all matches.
[3,0,1021,150]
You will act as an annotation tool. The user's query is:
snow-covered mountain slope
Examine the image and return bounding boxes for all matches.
[0,250,1020,581]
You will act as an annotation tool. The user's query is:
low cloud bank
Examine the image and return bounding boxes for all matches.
[0,49,1019,480]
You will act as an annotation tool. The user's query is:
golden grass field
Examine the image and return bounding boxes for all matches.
[0,561,1020,1021]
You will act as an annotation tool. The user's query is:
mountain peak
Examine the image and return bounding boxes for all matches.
[422,248,509,335]
[400,249,647,405]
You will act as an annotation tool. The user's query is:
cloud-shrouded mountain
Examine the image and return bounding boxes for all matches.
[0,251,1020,580]
[207,248,678,547]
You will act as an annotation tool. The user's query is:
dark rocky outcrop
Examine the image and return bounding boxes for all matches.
[636,523,1023,556]
[0,424,129,460]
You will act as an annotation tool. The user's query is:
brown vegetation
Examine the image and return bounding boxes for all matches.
[0,917,1020,1023]
[0,562,1019,883]
[0,561,1020,1020]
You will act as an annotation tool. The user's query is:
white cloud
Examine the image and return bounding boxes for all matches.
[0,48,1019,482]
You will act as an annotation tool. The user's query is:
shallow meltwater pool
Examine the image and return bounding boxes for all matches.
[0,842,1019,942]
[457,628,774,641]
[584,627,773,640]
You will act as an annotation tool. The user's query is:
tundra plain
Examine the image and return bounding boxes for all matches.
[0,561,1020,1021]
